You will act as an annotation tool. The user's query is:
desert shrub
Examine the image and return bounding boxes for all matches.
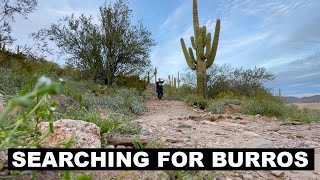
[0,68,36,95]
[56,107,140,136]
[185,94,209,109]
[116,75,147,92]
[182,64,275,98]
[242,99,286,117]
[59,78,97,97]
[214,91,235,99]
[208,98,243,114]
[282,105,320,123]
[95,88,145,115]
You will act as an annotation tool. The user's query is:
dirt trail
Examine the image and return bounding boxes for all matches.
[134,99,320,180]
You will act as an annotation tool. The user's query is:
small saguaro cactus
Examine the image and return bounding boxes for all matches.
[171,75,174,86]
[154,67,157,83]
[147,71,150,85]
[278,88,282,97]
[174,77,177,89]
[180,0,220,98]
[168,75,171,85]
[177,71,181,89]
[17,45,20,54]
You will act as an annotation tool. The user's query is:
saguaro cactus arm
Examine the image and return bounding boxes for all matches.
[206,19,221,69]
[181,38,196,70]
[191,36,196,49]
[193,0,199,38]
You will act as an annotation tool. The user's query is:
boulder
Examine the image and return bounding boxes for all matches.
[38,119,101,148]
[224,104,241,114]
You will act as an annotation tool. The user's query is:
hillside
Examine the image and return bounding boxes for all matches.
[285,95,320,103]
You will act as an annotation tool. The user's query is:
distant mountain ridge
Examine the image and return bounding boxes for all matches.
[284,95,320,103]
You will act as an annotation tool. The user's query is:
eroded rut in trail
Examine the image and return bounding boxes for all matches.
[134,99,320,180]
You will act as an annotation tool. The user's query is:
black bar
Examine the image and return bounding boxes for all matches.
[7,148,314,170]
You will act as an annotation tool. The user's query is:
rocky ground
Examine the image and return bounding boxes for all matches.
[132,99,320,180]
[1,95,320,179]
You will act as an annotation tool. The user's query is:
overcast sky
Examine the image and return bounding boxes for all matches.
[10,0,320,97]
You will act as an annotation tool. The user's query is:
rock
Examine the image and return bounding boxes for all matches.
[255,114,261,118]
[234,116,243,120]
[105,145,115,148]
[215,176,223,180]
[242,131,260,137]
[271,171,285,178]
[224,104,241,114]
[164,139,181,143]
[215,132,228,136]
[0,151,7,164]
[177,124,192,128]
[116,145,126,149]
[38,119,101,148]
[240,174,253,180]
[105,133,152,147]
[141,171,170,180]
[243,138,274,148]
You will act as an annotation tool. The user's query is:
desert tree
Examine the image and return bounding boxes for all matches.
[0,0,38,47]
[42,0,156,85]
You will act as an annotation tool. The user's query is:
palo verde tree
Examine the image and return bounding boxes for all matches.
[180,0,220,98]
[43,0,156,85]
[0,0,38,46]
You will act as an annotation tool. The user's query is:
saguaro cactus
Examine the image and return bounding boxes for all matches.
[177,72,180,89]
[171,75,174,86]
[168,75,171,85]
[147,71,150,85]
[278,88,282,97]
[154,67,157,83]
[180,0,220,98]
[174,77,177,89]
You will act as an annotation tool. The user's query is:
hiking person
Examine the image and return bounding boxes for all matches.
[156,78,164,100]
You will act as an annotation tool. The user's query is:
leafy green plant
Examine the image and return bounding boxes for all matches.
[0,76,59,178]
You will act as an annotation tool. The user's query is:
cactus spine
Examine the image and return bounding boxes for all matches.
[154,67,157,83]
[180,0,220,98]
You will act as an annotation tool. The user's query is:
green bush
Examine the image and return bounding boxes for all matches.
[95,88,145,115]
[116,75,147,92]
[185,94,209,109]
[242,99,286,117]
[56,107,140,135]
[0,68,35,95]
[283,105,320,123]
[208,98,243,114]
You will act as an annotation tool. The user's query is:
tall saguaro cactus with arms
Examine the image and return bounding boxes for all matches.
[180,0,221,98]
